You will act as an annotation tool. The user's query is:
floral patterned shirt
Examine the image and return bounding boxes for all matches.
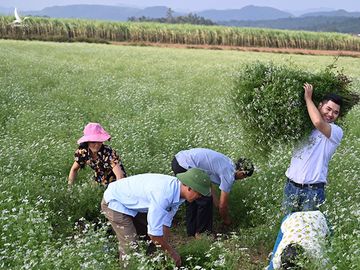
[268,211,329,270]
[74,144,127,186]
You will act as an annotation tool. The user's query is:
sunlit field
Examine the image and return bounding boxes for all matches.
[0,39,359,269]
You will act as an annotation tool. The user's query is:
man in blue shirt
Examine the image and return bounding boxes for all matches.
[172,148,254,237]
[101,168,211,267]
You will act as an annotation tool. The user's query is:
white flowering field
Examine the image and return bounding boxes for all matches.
[0,39,359,269]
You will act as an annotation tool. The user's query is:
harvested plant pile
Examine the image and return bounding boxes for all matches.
[233,62,359,152]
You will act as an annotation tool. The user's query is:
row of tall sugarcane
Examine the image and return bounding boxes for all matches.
[1,16,360,51]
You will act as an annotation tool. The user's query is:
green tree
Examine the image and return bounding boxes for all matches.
[166,8,174,23]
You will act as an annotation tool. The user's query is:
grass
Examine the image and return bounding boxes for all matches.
[0,39,359,269]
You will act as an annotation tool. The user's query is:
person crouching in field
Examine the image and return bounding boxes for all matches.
[101,168,211,267]
[68,122,127,187]
[282,83,343,214]
[267,210,330,270]
[171,148,254,237]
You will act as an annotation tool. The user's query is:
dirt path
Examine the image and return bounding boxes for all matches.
[111,41,360,57]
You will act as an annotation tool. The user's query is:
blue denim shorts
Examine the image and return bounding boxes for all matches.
[282,179,325,214]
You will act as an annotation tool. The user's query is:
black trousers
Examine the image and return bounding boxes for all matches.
[171,156,187,175]
[171,156,213,236]
[132,212,156,255]
[185,196,213,236]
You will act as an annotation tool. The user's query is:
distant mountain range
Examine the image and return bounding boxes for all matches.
[2,4,360,21]
[1,4,360,34]
[300,9,360,18]
[197,5,292,21]
[0,5,183,21]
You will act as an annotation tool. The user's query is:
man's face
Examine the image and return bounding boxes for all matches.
[235,170,247,180]
[186,188,201,203]
[318,100,340,123]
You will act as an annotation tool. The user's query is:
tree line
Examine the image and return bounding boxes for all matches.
[220,16,360,34]
[128,8,216,26]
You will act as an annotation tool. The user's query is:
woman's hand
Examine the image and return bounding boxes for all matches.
[68,161,80,185]
[113,163,125,180]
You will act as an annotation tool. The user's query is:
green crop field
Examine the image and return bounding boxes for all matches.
[2,16,360,51]
[0,39,359,269]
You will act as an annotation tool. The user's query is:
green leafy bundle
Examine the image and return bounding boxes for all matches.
[233,61,358,152]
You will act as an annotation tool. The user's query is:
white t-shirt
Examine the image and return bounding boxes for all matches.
[286,123,343,184]
[270,211,329,270]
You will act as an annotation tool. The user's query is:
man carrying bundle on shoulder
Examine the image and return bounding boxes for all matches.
[283,83,343,214]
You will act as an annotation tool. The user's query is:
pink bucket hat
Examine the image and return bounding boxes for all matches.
[77,123,111,144]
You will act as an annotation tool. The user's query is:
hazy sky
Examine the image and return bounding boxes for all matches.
[2,0,360,12]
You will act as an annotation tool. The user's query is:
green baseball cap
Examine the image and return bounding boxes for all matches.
[176,168,211,196]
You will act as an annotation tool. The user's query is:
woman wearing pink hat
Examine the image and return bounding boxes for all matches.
[68,123,127,187]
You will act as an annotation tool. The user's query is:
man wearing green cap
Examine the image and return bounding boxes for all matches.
[101,168,211,267]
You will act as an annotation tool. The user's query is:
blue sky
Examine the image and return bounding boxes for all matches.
[2,0,360,12]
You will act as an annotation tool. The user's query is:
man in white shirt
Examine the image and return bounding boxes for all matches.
[101,168,211,267]
[172,148,254,237]
[283,83,343,214]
